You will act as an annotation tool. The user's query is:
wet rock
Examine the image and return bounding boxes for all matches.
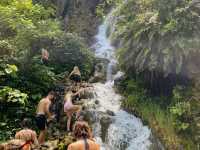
[89,59,109,83]
[89,73,105,83]
[42,136,74,150]
[83,100,97,110]
[95,100,100,105]
[114,71,125,86]
[82,110,97,124]
[106,110,115,116]
[149,133,165,150]
[100,115,113,142]
[74,99,85,105]
[42,140,59,150]
[52,130,60,138]
[63,136,74,147]
[80,88,95,99]
[60,116,67,127]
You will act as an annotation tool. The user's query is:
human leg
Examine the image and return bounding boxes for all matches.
[66,112,72,131]
[35,115,47,144]
[38,129,47,144]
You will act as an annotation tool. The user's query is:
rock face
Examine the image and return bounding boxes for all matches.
[100,115,113,142]
[56,0,68,16]
[56,0,104,45]
[89,58,110,83]
[114,71,125,86]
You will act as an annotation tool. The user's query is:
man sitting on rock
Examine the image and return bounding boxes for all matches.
[36,91,56,144]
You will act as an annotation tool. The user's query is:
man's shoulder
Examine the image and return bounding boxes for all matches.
[40,98,49,103]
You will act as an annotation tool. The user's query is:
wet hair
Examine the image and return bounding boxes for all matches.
[21,118,31,128]
[73,121,92,150]
[48,91,57,99]
[48,91,56,96]
[73,66,79,71]
[72,66,81,75]
[73,121,92,139]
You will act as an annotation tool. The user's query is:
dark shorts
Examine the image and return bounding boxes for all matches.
[35,114,46,130]
[70,74,81,83]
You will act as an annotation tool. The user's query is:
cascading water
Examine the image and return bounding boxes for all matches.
[90,12,152,150]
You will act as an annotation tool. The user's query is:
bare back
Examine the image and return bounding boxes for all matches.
[68,139,100,150]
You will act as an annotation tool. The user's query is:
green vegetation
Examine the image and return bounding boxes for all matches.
[111,0,200,95]
[120,78,199,149]
[0,0,199,149]
[107,0,200,149]
[0,0,94,141]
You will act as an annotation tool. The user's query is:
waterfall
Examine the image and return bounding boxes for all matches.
[90,11,152,150]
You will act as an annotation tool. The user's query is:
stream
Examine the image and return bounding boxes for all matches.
[89,14,152,150]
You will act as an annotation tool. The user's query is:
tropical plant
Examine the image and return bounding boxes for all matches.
[110,0,200,95]
[0,87,28,105]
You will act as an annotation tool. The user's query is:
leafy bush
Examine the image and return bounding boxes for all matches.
[0,62,18,78]
[48,33,94,79]
[110,0,200,95]
[121,78,197,149]
[0,0,95,142]
[0,87,28,106]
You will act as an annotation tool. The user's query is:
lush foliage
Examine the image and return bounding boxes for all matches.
[48,33,94,79]
[0,0,94,142]
[0,87,28,105]
[111,0,200,148]
[110,0,200,95]
[120,78,199,149]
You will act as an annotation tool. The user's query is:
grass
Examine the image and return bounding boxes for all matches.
[121,79,197,150]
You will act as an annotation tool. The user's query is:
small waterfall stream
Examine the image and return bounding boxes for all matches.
[90,13,152,150]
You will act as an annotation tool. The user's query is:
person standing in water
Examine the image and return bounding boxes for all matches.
[36,91,56,144]
[15,118,39,149]
[41,48,49,65]
[67,121,100,150]
[64,90,81,132]
[69,66,82,86]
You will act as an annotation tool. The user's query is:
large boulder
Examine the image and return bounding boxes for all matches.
[89,58,110,83]
[100,115,113,142]
[114,71,125,86]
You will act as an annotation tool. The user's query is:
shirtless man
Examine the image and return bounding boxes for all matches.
[36,91,56,144]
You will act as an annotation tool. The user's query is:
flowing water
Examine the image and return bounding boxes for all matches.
[90,14,152,150]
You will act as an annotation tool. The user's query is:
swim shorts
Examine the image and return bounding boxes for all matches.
[35,114,46,130]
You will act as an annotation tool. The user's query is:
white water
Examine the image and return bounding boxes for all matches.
[91,16,152,150]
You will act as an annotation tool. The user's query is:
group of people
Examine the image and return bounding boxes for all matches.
[0,66,100,150]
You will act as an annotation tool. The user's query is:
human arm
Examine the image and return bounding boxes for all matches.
[67,143,73,150]
[68,70,74,79]
[32,131,39,147]
[15,132,20,139]
[45,102,54,121]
